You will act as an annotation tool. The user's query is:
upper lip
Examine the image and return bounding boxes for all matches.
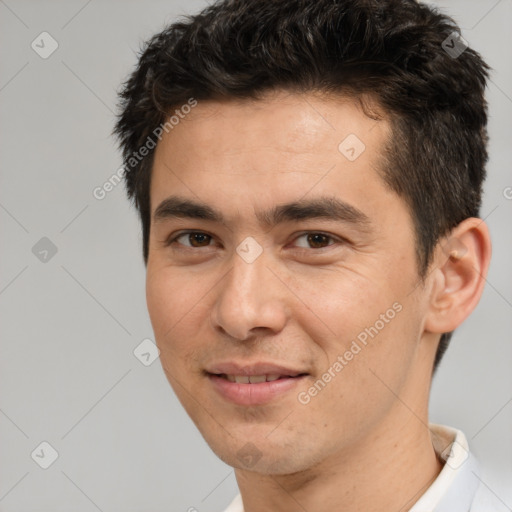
[206,361,307,377]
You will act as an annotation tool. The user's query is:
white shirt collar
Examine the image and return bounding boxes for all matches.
[222,423,481,512]
[410,423,480,512]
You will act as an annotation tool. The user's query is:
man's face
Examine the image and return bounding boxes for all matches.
[146,91,434,474]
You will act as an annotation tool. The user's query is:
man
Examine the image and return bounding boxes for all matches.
[114,0,498,510]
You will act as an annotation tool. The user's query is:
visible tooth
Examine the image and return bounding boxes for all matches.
[234,375,250,384]
[226,374,236,382]
[266,374,281,382]
[248,375,266,384]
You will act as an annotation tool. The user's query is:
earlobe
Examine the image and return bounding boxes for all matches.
[424,218,492,335]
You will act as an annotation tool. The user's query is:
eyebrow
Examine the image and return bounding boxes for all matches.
[153,195,371,230]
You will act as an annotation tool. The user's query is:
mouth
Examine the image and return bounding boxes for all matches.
[205,364,309,406]
[212,373,307,383]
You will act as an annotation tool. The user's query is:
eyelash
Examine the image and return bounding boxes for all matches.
[164,230,344,252]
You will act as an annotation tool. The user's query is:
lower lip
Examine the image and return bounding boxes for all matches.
[208,374,307,406]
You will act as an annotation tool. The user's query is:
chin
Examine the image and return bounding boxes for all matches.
[204,432,317,475]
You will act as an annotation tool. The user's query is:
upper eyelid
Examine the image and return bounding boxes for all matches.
[167,230,343,247]
[167,230,217,245]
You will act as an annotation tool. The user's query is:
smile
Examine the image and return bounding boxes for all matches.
[207,373,308,406]
[219,373,302,383]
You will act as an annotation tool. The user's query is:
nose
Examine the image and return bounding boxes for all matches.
[210,244,289,341]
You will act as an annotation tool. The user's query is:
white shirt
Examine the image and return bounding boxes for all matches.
[222,424,508,512]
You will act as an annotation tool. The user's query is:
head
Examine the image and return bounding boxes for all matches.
[114,0,491,475]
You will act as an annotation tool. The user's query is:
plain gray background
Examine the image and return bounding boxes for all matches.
[1,1,511,511]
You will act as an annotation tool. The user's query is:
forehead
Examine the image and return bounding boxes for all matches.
[150,90,394,223]
[157,90,388,161]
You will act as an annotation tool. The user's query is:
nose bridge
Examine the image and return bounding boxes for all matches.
[229,235,270,296]
[211,238,288,339]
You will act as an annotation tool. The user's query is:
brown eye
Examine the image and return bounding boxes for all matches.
[294,232,337,249]
[167,231,214,248]
[306,233,331,248]
[183,232,212,247]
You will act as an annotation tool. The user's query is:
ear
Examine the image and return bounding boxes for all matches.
[424,218,492,335]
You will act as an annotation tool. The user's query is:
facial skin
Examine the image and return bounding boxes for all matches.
[146,90,491,511]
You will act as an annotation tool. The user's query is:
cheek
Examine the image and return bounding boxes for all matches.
[145,267,215,417]
[146,267,175,339]
[293,311,418,451]
[295,269,419,413]
[145,266,208,364]
[292,267,394,347]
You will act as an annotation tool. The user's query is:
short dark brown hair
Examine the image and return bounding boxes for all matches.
[114,0,490,373]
